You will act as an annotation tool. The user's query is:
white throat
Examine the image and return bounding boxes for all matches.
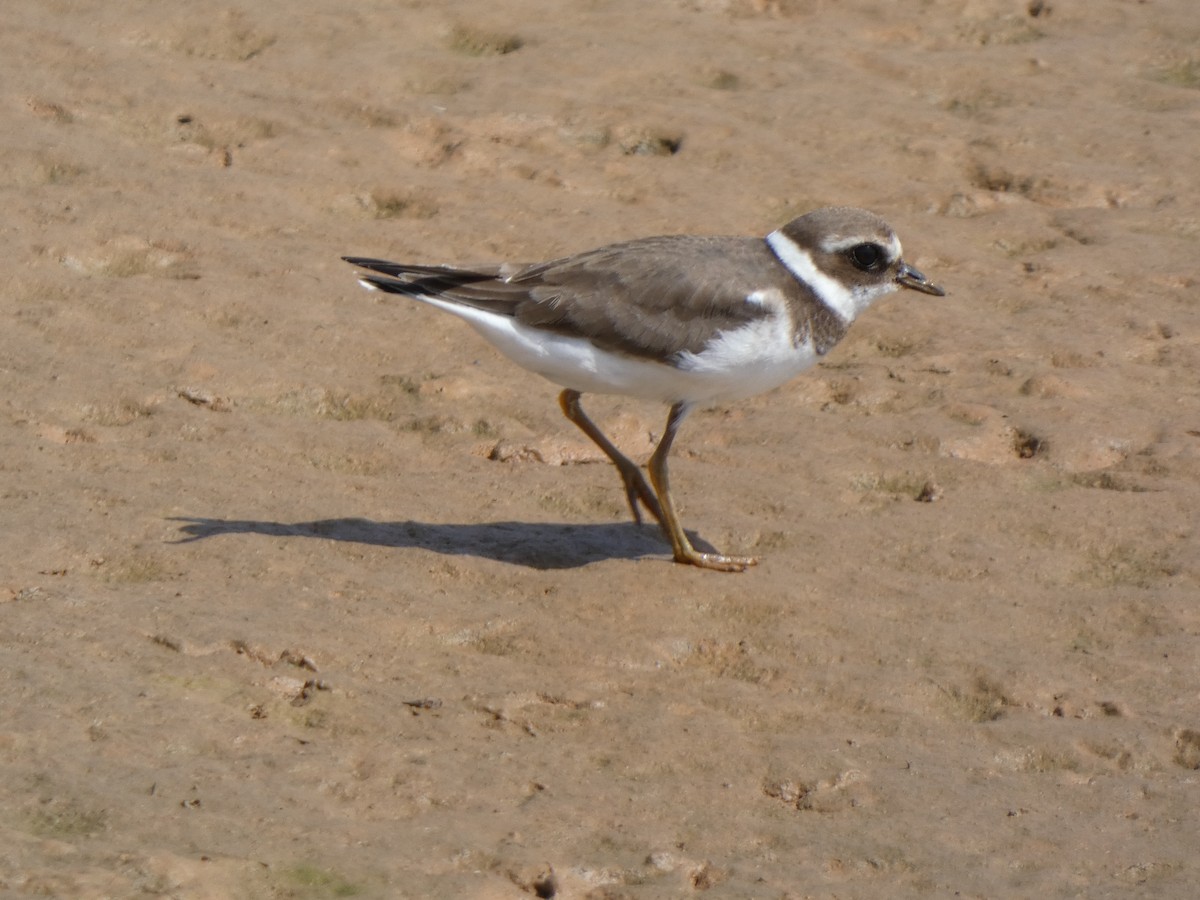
[766,229,896,323]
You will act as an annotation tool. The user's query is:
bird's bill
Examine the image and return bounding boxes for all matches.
[896,262,945,296]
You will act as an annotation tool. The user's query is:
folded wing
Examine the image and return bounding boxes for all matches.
[344,235,787,360]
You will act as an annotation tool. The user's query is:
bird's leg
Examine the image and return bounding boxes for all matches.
[647,402,758,572]
[558,389,664,528]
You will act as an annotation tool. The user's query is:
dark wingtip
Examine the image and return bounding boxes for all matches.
[354,274,405,294]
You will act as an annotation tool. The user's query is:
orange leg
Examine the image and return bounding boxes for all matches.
[647,402,758,572]
[559,389,664,528]
[560,390,757,572]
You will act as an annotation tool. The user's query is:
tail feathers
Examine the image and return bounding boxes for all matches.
[355,273,415,295]
[342,256,492,281]
[345,255,497,292]
[343,256,530,315]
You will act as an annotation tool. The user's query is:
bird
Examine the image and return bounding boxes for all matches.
[344,206,943,572]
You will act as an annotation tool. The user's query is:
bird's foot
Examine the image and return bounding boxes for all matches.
[673,546,759,573]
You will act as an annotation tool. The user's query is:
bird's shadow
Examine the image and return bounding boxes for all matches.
[167,515,687,570]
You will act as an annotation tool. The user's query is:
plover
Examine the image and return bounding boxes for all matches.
[345,207,943,572]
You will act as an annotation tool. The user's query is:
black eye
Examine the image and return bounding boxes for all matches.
[848,243,885,272]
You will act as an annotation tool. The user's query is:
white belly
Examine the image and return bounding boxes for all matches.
[420,294,817,405]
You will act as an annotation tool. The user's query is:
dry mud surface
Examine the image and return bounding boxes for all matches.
[3,1,1200,897]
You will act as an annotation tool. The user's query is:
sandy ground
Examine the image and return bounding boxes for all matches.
[3,0,1199,897]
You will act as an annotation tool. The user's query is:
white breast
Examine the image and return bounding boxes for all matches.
[672,288,818,402]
